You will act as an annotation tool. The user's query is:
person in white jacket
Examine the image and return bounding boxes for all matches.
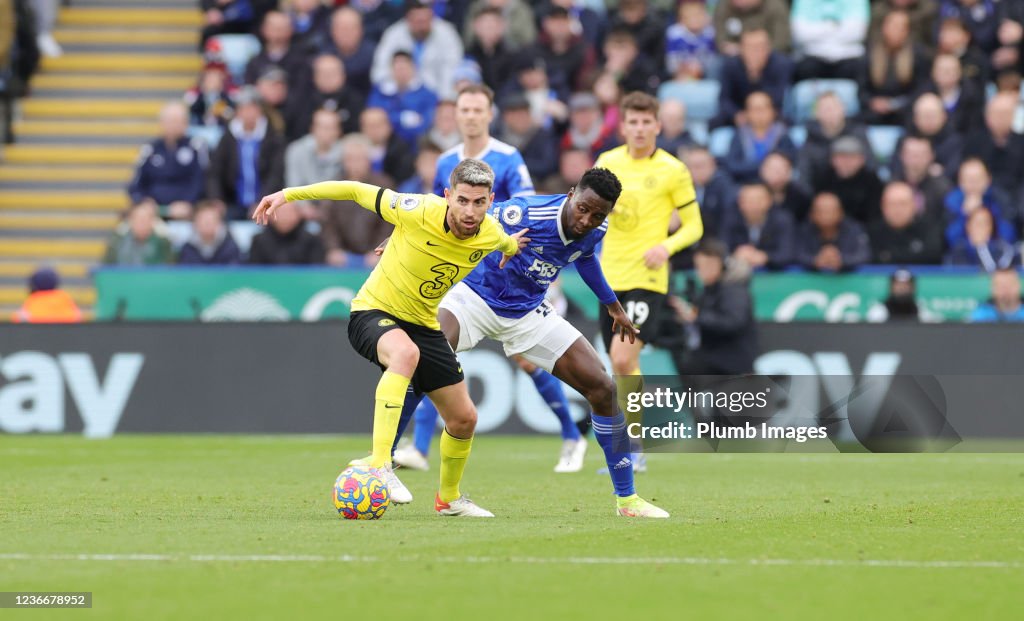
[371,0,464,101]
[790,0,869,82]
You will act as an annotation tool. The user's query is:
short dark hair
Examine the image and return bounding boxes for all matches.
[605,26,637,47]
[577,167,622,204]
[392,50,413,63]
[456,83,494,106]
[694,238,728,261]
[417,136,442,154]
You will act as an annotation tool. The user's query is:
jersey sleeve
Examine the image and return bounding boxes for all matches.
[506,151,536,198]
[285,181,421,227]
[481,215,519,255]
[661,162,704,255]
[670,160,698,209]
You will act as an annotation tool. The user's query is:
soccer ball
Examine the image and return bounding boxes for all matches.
[333,466,390,520]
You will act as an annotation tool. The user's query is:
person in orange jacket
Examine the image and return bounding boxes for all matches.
[12,268,82,323]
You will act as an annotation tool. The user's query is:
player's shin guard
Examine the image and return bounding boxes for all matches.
[592,413,636,497]
[413,398,440,456]
[370,371,411,468]
[529,368,579,441]
[438,428,472,503]
[391,388,423,458]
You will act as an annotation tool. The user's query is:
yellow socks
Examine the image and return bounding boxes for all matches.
[370,370,410,468]
[617,369,644,451]
[438,429,473,503]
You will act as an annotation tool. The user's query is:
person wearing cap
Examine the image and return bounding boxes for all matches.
[796,91,872,189]
[371,0,464,101]
[560,92,617,159]
[497,92,558,181]
[206,87,285,220]
[13,268,82,324]
[128,101,205,221]
[867,270,928,322]
[811,135,884,224]
[254,66,289,136]
[367,50,439,148]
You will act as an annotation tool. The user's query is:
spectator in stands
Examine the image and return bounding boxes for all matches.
[538,0,605,49]
[359,107,415,183]
[797,192,871,271]
[464,7,514,92]
[398,138,442,194]
[681,145,737,236]
[859,10,931,126]
[922,53,985,136]
[797,91,872,191]
[940,0,998,53]
[946,206,1019,270]
[722,91,797,184]
[503,52,568,131]
[321,134,394,268]
[287,54,363,142]
[902,93,964,179]
[322,6,376,94]
[534,6,597,94]
[372,0,464,100]
[539,147,592,194]
[12,267,82,323]
[944,158,1017,248]
[285,0,330,51]
[869,0,938,54]
[969,269,1024,321]
[185,62,237,128]
[427,100,460,151]
[869,269,926,322]
[599,27,661,96]
[812,136,884,224]
[869,181,945,264]
[178,200,243,265]
[992,1,1024,74]
[284,108,343,216]
[721,182,796,269]
[497,93,558,182]
[656,99,696,155]
[713,0,791,55]
[104,201,174,266]
[609,0,663,62]
[207,88,285,220]
[665,0,719,81]
[344,0,403,42]
[890,136,954,220]
[367,51,438,148]
[201,0,257,48]
[254,66,288,136]
[248,200,324,265]
[464,0,536,49]
[714,28,793,128]
[560,92,617,160]
[963,92,1024,197]
[760,151,812,222]
[936,16,989,90]
[128,102,204,221]
[790,0,870,82]
[243,11,311,94]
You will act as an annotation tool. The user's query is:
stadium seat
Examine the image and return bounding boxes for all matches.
[788,125,807,149]
[187,125,225,150]
[658,80,720,122]
[210,34,261,84]
[688,120,709,146]
[708,126,734,158]
[787,79,860,124]
[866,125,905,164]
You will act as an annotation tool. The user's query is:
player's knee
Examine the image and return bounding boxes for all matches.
[389,342,420,374]
[609,349,636,375]
[585,375,616,410]
[446,405,477,436]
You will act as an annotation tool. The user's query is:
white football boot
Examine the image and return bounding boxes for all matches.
[434,493,494,517]
[554,438,588,473]
[381,464,412,504]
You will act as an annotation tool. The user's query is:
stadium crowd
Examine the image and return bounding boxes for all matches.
[7,0,1024,274]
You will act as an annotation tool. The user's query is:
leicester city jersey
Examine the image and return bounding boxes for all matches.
[462,194,609,319]
[433,137,535,201]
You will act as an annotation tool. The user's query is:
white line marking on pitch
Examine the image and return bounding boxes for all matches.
[0,553,1020,570]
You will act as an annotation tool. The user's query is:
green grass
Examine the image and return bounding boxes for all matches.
[1,435,1023,620]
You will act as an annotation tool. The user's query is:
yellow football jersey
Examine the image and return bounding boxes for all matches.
[285,181,518,329]
[595,146,703,294]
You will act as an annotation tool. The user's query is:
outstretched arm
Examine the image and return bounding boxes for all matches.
[253,181,391,225]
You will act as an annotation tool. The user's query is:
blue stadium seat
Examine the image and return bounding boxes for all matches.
[866,125,905,164]
[788,125,807,148]
[188,125,224,150]
[708,126,734,158]
[787,79,860,123]
[688,120,709,146]
[210,34,262,84]
[658,80,720,122]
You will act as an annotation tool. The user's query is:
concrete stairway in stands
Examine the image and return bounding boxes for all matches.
[0,0,201,318]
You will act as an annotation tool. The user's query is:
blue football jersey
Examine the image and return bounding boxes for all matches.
[433,138,535,202]
[462,194,609,319]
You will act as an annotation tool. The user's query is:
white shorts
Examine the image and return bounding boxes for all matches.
[440,281,583,372]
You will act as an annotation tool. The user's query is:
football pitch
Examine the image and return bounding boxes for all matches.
[2,435,1022,620]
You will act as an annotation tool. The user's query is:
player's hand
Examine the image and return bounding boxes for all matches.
[607,301,638,344]
[373,237,391,257]
[252,190,288,225]
[499,228,531,269]
[643,245,670,269]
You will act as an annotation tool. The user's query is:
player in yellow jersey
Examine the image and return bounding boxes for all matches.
[252,159,529,517]
[595,92,704,471]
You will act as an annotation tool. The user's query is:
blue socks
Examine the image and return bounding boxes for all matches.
[530,368,579,441]
[592,413,636,497]
[413,398,439,456]
[391,389,423,458]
